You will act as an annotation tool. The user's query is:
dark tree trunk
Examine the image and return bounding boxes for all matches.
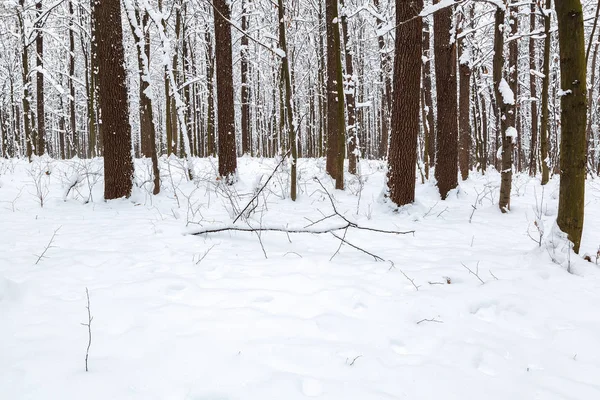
[433,0,458,199]
[325,0,345,189]
[529,2,539,176]
[458,12,471,181]
[340,0,357,174]
[214,0,237,180]
[387,0,422,206]
[493,6,513,213]
[555,0,587,254]
[540,0,551,184]
[18,0,33,161]
[205,26,216,157]
[94,0,134,199]
[374,0,392,159]
[422,17,435,170]
[35,0,45,156]
[277,0,297,200]
[127,6,160,194]
[241,0,250,155]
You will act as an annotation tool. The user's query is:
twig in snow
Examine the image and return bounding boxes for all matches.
[34,226,61,265]
[389,261,420,291]
[233,149,291,224]
[196,245,216,265]
[346,355,362,366]
[461,261,485,284]
[489,270,499,280]
[80,288,93,372]
[416,318,443,325]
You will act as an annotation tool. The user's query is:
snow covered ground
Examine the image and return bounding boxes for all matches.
[1,156,600,400]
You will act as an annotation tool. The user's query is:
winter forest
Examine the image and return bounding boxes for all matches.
[1,0,600,398]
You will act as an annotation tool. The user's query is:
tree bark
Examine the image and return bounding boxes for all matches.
[205,25,216,157]
[214,0,238,180]
[529,2,539,176]
[35,0,45,156]
[387,0,422,206]
[540,0,551,185]
[458,11,471,181]
[340,0,357,175]
[277,0,297,200]
[373,0,392,159]
[241,0,250,155]
[94,0,134,199]
[494,6,514,213]
[555,0,587,254]
[433,0,458,199]
[325,0,346,189]
[422,17,435,171]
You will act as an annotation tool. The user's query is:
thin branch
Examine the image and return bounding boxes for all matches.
[34,226,61,265]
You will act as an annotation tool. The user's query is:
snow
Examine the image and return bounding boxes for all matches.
[506,126,518,139]
[558,89,573,97]
[1,157,600,400]
[498,78,515,105]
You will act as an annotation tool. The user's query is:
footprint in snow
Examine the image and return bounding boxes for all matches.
[301,378,323,397]
[252,295,274,304]
[390,339,408,355]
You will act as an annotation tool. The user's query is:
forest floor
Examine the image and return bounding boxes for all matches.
[1,156,600,399]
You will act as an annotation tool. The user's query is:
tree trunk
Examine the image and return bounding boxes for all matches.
[529,2,539,176]
[494,6,514,213]
[433,0,458,199]
[94,0,134,199]
[325,0,346,189]
[386,0,422,206]
[205,26,216,157]
[340,0,357,175]
[540,0,551,185]
[374,0,392,159]
[214,0,238,180]
[241,0,250,155]
[278,0,297,200]
[555,0,587,254]
[422,17,435,170]
[35,0,45,156]
[18,0,34,161]
[126,5,160,194]
[458,12,471,181]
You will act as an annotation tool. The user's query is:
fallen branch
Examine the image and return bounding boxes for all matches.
[81,288,93,372]
[233,149,291,224]
[34,226,61,265]
[416,317,443,325]
[461,261,485,284]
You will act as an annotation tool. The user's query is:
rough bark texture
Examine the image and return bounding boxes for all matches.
[540,0,551,185]
[374,0,391,159]
[529,2,539,176]
[340,0,357,175]
[433,1,458,199]
[387,0,422,206]
[241,0,250,155]
[214,0,238,180]
[94,0,134,199]
[278,0,297,200]
[555,0,587,254]
[205,26,216,156]
[458,13,471,181]
[494,7,513,213]
[422,17,435,170]
[509,4,520,173]
[18,0,33,161]
[325,0,345,189]
[128,7,160,194]
[35,0,45,156]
